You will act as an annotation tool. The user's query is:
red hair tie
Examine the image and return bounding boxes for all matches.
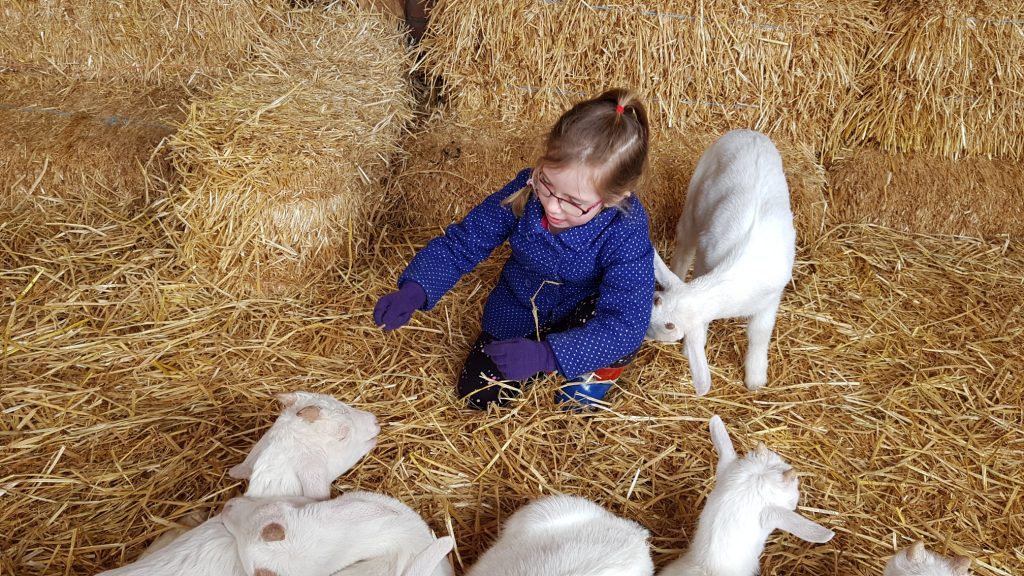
[615,104,625,114]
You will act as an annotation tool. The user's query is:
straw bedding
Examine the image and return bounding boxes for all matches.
[826,146,1024,238]
[830,0,1024,160]
[2,174,1022,575]
[3,3,1023,576]
[167,6,415,296]
[419,0,880,152]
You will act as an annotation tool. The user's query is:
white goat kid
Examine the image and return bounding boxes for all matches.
[95,516,247,576]
[647,129,795,395]
[465,494,654,576]
[230,391,381,499]
[658,416,833,576]
[98,392,379,575]
[221,491,455,576]
[884,540,971,576]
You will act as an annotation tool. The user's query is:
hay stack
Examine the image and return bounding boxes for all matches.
[394,115,827,246]
[420,0,879,150]
[830,1,1024,160]
[826,146,1024,238]
[0,74,180,217]
[169,6,415,296]
[0,0,284,86]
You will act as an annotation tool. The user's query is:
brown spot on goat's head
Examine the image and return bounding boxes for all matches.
[297,405,320,423]
[654,296,662,306]
[261,522,286,542]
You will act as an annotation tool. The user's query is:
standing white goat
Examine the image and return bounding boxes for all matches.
[465,494,654,576]
[220,491,455,576]
[647,129,795,395]
[884,540,971,576]
[658,416,834,576]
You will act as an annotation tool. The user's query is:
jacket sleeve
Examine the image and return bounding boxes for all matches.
[398,169,531,310]
[545,208,656,378]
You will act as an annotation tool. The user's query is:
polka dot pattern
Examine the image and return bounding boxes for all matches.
[400,169,655,379]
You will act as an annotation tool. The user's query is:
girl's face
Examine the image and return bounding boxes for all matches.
[531,164,609,228]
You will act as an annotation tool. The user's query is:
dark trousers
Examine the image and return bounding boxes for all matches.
[457,295,637,409]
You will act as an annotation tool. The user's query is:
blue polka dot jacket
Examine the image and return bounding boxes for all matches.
[399,168,655,378]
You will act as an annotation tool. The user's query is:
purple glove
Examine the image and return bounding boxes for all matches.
[483,337,557,381]
[373,282,426,332]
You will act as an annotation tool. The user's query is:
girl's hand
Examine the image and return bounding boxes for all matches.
[373,282,426,331]
[483,338,557,380]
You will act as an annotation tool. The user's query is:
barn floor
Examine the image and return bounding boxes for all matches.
[2,177,1022,574]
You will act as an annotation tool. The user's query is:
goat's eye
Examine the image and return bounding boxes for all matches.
[665,322,675,331]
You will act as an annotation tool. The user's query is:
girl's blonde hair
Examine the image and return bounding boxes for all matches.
[503,88,650,217]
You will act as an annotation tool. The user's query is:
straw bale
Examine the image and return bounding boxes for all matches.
[419,0,880,151]
[2,168,1021,575]
[168,6,415,296]
[394,116,827,246]
[830,1,1024,160]
[0,0,288,88]
[0,73,180,215]
[827,146,1024,238]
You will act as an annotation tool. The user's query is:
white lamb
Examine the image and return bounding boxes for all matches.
[96,392,379,575]
[884,540,971,576]
[658,415,834,576]
[647,129,796,396]
[220,491,455,576]
[465,494,654,576]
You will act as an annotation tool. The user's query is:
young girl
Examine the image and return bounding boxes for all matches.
[374,88,655,410]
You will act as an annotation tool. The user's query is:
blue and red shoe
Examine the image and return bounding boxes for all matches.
[555,366,627,411]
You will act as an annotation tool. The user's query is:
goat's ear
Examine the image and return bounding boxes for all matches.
[326,496,403,524]
[228,461,253,480]
[653,250,683,288]
[907,540,925,562]
[260,522,286,542]
[709,416,736,475]
[685,328,711,395]
[951,555,971,575]
[401,536,455,576]
[275,392,297,408]
[761,506,834,544]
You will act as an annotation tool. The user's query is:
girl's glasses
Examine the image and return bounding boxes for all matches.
[530,173,604,217]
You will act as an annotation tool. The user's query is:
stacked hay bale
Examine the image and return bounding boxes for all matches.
[0,0,278,84]
[168,6,415,296]
[421,0,879,148]
[0,1,286,215]
[394,116,826,245]
[407,0,870,243]
[825,1,1024,237]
